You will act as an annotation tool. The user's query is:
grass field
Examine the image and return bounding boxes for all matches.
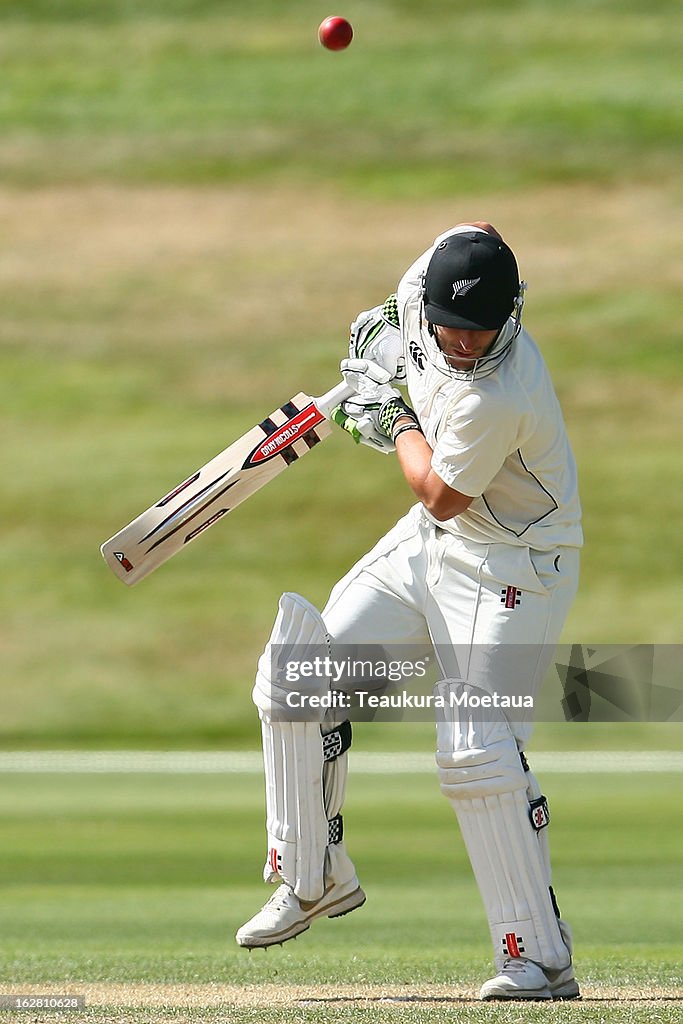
[1,0,682,746]
[0,2,681,1020]
[0,766,681,1022]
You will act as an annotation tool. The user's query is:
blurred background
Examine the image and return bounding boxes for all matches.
[1,0,681,751]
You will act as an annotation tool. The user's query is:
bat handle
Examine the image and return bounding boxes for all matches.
[314,380,358,420]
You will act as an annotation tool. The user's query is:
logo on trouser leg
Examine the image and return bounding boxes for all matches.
[529,795,551,832]
[268,847,282,874]
[502,933,526,957]
[500,586,522,609]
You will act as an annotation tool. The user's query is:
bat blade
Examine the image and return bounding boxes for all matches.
[101,382,352,585]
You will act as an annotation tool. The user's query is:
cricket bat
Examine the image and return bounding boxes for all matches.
[100,379,356,586]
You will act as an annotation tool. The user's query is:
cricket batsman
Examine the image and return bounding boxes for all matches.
[235,222,583,1001]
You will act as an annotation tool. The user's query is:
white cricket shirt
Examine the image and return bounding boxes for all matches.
[396,234,583,552]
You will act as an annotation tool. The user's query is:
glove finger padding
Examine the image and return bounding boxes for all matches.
[340,358,397,400]
[331,400,396,454]
[348,298,407,384]
[334,360,420,451]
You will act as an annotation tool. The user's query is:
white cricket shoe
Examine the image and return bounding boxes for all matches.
[235,877,366,949]
[479,957,580,1001]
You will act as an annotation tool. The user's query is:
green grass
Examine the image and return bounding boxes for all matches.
[0,0,682,747]
[0,770,681,1023]
[3,181,682,746]
[1,6,681,1022]
[0,2,680,193]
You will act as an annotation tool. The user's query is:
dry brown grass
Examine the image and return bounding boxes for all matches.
[1,980,682,1009]
[1,180,680,324]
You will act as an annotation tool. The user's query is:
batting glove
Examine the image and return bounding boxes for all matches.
[377,395,422,442]
[348,295,407,384]
[341,358,421,440]
[339,357,396,398]
[332,359,421,453]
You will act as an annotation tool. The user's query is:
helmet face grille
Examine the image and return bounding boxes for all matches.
[423,232,519,331]
[419,280,527,381]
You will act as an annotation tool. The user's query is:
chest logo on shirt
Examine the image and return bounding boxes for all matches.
[452,277,480,298]
[409,339,426,371]
[501,586,522,609]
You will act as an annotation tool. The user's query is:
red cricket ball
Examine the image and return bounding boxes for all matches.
[318,16,353,51]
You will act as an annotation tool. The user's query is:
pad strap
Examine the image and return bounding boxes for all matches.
[328,814,344,845]
[322,720,352,762]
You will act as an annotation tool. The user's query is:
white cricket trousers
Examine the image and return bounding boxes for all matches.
[321,504,579,745]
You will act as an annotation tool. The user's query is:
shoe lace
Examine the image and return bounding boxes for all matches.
[265,885,294,910]
[500,957,531,975]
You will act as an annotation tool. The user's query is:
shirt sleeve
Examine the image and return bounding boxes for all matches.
[431,392,520,498]
[396,248,432,308]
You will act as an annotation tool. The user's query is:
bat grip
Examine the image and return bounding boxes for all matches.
[315,380,358,420]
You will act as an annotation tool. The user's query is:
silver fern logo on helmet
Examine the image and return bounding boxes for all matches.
[452,277,480,298]
[419,279,528,382]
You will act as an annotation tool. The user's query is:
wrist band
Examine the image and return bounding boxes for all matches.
[392,421,423,442]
